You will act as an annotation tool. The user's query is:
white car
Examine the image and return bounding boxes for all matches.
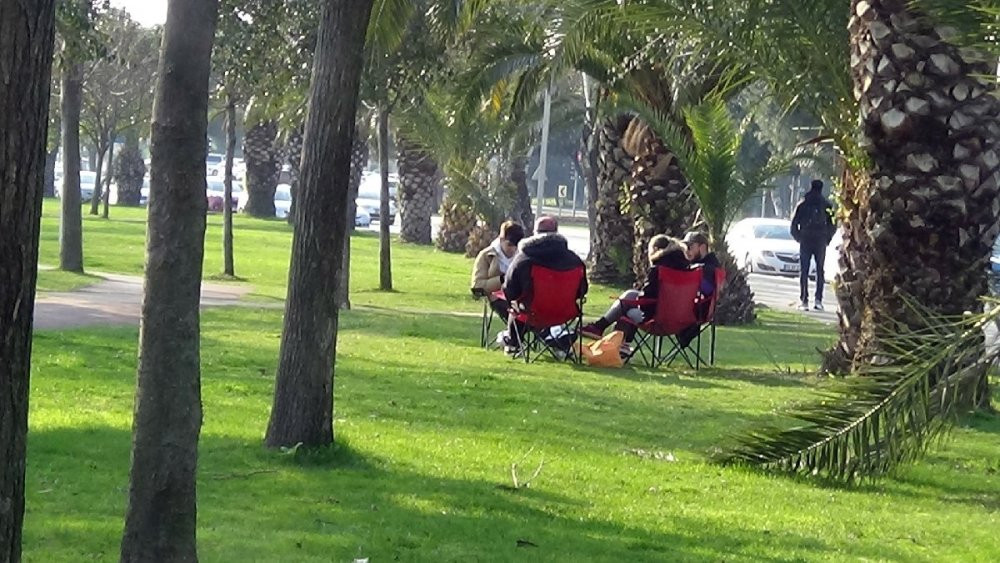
[356,172,397,224]
[274,184,293,219]
[206,178,244,212]
[727,218,812,276]
[56,171,97,202]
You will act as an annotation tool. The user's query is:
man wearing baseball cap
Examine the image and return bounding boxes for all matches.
[501,216,588,354]
[682,231,721,322]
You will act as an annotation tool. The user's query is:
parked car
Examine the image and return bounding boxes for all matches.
[55,171,97,202]
[273,184,293,219]
[726,218,812,276]
[206,178,243,212]
[355,172,397,224]
[354,206,372,227]
[139,177,151,205]
[824,229,843,283]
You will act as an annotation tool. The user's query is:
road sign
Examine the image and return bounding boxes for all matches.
[558,184,568,198]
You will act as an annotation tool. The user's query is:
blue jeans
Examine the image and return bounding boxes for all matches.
[799,242,826,303]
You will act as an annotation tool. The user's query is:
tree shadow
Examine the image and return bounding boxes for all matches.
[23,425,918,562]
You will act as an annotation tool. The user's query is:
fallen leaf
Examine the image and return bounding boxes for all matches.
[516,539,538,548]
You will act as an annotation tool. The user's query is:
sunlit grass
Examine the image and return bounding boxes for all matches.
[25,198,1000,561]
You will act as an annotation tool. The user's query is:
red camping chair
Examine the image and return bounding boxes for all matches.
[620,267,726,370]
[509,265,586,363]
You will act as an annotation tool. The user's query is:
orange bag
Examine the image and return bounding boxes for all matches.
[581,330,625,368]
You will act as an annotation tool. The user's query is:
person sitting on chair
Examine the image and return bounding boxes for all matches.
[580,235,689,349]
[502,216,587,355]
[470,220,525,322]
[681,231,721,319]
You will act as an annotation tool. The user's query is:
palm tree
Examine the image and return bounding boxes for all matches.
[604,0,1000,479]
[397,138,441,244]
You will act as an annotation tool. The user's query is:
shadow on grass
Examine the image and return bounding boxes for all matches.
[25,425,911,562]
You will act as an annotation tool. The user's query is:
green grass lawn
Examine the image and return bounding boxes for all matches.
[34,269,101,293]
[25,199,1000,561]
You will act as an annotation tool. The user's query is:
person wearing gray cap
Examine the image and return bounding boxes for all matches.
[501,216,588,354]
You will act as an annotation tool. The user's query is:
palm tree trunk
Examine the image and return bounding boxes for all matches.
[102,140,114,218]
[119,0,218,559]
[509,152,534,233]
[60,61,84,273]
[841,1,1000,405]
[0,2,56,559]
[265,0,374,449]
[378,106,392,290]
[243,118,279,217]
[397,137,438,244]
[588,113,636,286]
[623,118,700,283]
[436,192,476,252]
[223,95,237,276]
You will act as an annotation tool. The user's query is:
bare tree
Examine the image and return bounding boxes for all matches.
[0,1,57,560]
[119,0,219,559]
[265,0,375,448]
[81,8,158,217]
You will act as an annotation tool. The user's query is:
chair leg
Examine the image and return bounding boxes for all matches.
[696,330,702,371]
[481,299,489,348]
[710,322,717,365]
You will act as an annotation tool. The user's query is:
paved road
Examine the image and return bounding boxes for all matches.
[34,273,250,330]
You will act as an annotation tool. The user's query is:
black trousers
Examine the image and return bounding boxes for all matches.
[799,241,826,303]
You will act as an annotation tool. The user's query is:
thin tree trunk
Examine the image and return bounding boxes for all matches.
[223,95,236,277]
[102,140,114,219]
[378,106,392,291]
[0,3,57,560]
[60,62,84,273]
[119,0,219,559]
[265,0,374,449]
[44,148,58,197]
[338,126,369,310]
[90,142,105,216]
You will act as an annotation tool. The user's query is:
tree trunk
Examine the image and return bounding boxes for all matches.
[435,192,476,252]
[839,0,1000,405]
[622,118,700,284]
[581,117,599,252]
[59,62,84,273]
[265,0,374,449]
[378,106,392,291]
[338,125,369,310]
[102,140,114,219]
[113,141,145,206]
[242,119,279,217]
[223,96,236,277]
[44,148,58,197]
[118,0,218,560]
[509,152,534,234]
[396,137,438,244]
[90,142,105,216]
[284,125,304,224]
[587,113,635,286]
[0,3,56,560]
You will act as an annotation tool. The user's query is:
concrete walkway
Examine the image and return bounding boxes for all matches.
[34,272,251,330]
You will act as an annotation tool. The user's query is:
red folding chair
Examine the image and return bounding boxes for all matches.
[510,265,586,363]
[620,267,725,370]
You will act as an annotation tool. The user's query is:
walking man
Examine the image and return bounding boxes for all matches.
[790,180,836,311]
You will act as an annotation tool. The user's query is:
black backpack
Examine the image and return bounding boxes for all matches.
[799,200,830,237]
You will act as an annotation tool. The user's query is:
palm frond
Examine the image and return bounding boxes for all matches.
[721,297,997,483]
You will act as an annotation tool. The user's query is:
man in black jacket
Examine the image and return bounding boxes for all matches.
[790,180,836,311]
[502,216,588,353]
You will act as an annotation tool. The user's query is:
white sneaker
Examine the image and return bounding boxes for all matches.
[495,330,508,345]
[798,301,809,311]
[813,302,825,311]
